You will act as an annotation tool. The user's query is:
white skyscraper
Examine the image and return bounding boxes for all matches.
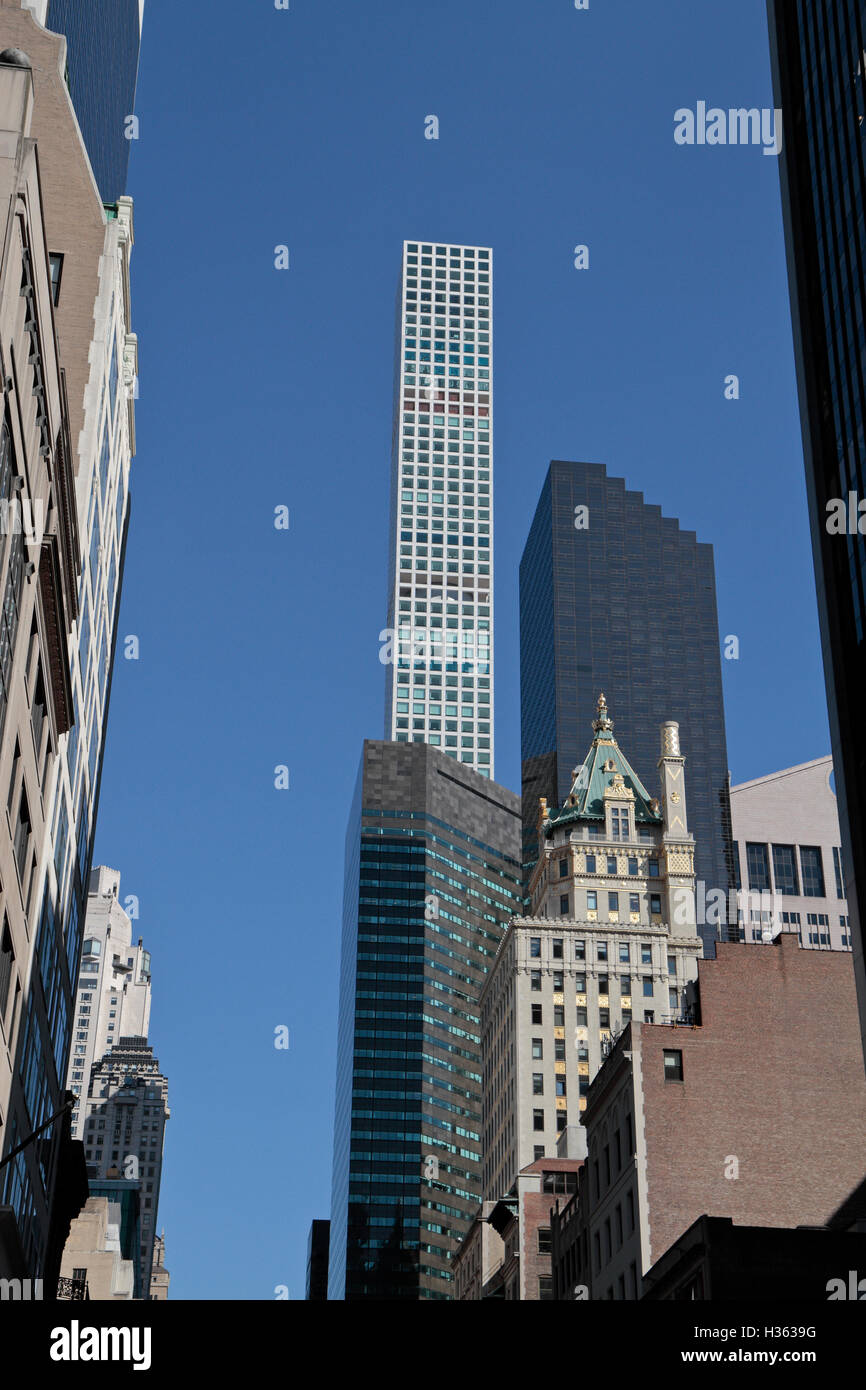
[64,866,169,1297]
[383,240,494,777]
[66,866,152,1127]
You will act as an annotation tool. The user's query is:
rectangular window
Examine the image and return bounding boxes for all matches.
[619,943,630,963]
[531,970,541,991]
[597,941,608,961]
[663,1049,683,1081]
[531,1038,543,1059]
[553,938,563,959]
[530,937,541,957]
[746,842,771,892]
[537,1228,552,1255]
[607,855,617,874]
[621,974,631,993]
[585,854,596,873]
[628,857,638,876]
[0,916,14,1023]
[642,978,653,998]
[648,859,659,878]
[641,944,652,965]
[800,846,825,898]
[533,1073,544,1095]
[833,846,845,900]
[575,939,585,961]
[586,891,597,911]
[531,1004,542,1025]
[608,892,619,912]
[559,858,568,878]
[598,974,609,995]
[650,894,662,915]
[772,844,799,896]
[533,1109,544,1132]
[560,895,569,915]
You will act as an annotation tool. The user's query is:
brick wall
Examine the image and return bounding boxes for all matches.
[639,936,866,1268]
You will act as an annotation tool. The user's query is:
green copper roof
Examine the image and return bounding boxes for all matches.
[544,694,662,836]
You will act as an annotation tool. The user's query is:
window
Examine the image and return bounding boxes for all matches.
[530,937,541,958]
[648,859,659,878]
[628,857,638,876]
[620,942,630,963]
[663,1049,683,1081]
[534,1145,545,1160]
[641,944,652,965]
[610,808,628,840]
[553,1004,564,1026]
[772,844,799,896]
[0,917,14,1024]
[598,974,609,995]
[558,858,568,878]
[800,846,825,897]
[650,894,661,915]
[531,1038,543,1059]
[597,942,608,962]
[607,855,617,874]
[553,971,563,990]
[533,1109,544,1132]
[555,1077,567,1096]
[599,1007,610,1027]
[576,1006,587,1025]
[620,974,631,993]
[746,843,771,892]
[13,785,31,883]
[833,846,845,899]
[575,974,586,992]
[586,891,597,911]
[575,940,585,961]
[537,1228,552,1254]
[49,252,64,305]
[553,938,563,959]
[533,1073,544,1095]
[531,970,541,991]
[585,854,596,873]
[642,978,653,997]
[531,1004,542,1025]
[559,895,569,915]
[608,892,619,912]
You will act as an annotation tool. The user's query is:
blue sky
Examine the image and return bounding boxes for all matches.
[93,0,826,1298]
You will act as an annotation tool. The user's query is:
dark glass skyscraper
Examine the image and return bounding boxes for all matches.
[767,0,866,1056]
[46,0,143,204]
[520,461,733,951]
[329,741,521,1300]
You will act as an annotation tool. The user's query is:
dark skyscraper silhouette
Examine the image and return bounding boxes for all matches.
[768,0,866,1060]
[520,461,734,952]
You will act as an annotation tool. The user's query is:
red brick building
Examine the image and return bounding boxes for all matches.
[568,937,866,1298]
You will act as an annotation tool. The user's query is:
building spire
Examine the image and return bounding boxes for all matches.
[592,692,614,736]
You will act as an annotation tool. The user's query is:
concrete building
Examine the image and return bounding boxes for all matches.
[383,241,494,778]
[519,461,734,944]
[731,756,851,951]
[0,1,138,1284]
[57,1193,135,1300]
[329,739,521,1300]
[570,936,866,1298]
[451,1200,503,1301]
[66,867,151,1138]
[148,1229,168,1300]
[481,695,703,1200]
[80,1036,168,1298]
[0,41,82,1285]
[454,1158,582,1301]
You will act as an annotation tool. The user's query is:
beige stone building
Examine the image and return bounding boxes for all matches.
[481,696,704,1200]
[58,1196,135,1301]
